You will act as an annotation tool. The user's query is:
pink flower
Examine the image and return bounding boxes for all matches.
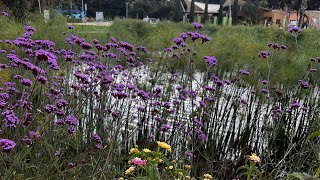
[131,157,147,166]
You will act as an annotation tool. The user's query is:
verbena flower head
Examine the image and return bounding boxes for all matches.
[192,22,203,29]
[288,26,301,33]
[1,12,9,17]
[298,80,309,89]
[68,25,74,29]
[204,56,217,67]
[291,100,301,108]
[0,138,16,152]
[258,51,270,58]
[239,70,250,75]
[21,79,32,86]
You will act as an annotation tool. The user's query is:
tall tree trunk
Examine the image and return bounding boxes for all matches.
[298,0,308,28]
[204,0,209,23]
[218,0,224,24]
[190,0,195,22]
[232,0,239,25]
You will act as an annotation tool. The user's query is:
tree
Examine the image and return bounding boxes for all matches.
[242,0,264,24]
[170,0,183,22]
[298,0,308,28]
[204,0,209,23]
[190,0,195,22]
[218,0,224,24]
[2,0,35,23]
[232,0,239,24]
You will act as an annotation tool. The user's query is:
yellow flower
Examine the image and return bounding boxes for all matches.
[185,165,191,170]
[143,148,151,153]
[204,173,213,179]
[171,160,176,163]
[179,160,183,163]
[125,166,135,175]
[118,178,124,180]
[156,141,172,152]
[248,153,261,163]
[166,166,174,170]
[185,176,191,179]
[129,148,139,154]
[158,159,163,163]
[178,172,183,176]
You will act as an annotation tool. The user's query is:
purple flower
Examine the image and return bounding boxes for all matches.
[37,75,48,84]
[55,119,65,126]
[92,133,102,143]
[68,162,76,168]
[24,26,36,32]
[180,32,187,40]
[288,26,301,33]
[56,99,68,108]
[161,124,170,132]
[199,100,206,108]
[260,88,269,94]
[55,149,61,157]
[21,136,32,145]
[185,151,194,158]
[66,115,78,126]
[192,22,203,29]
[45,104,57,113]
[204,56,218,67]
[68,25,74,29]
[2,110,19,128]
[241,98,248,105]
[291,100,301,108]
[21,79,33,86]
[258,51,270,58]
[1,12,9,17]
[261,80,269,84]
[239,70,250,75]
[0,139,16,152]
[200,35,211,44]
[298,80,309,89]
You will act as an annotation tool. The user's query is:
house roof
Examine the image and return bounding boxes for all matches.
[223,0,247,7]
[194,1,220,13]
[183,0,220,14]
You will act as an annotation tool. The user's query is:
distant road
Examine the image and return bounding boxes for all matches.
[68,21,113,26]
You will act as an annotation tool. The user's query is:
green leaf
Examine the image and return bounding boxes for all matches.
[315,165,320,178]
[287,172,306,179]
[306,131,320,141]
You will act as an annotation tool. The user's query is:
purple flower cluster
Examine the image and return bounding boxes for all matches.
[0,139,16,152]
[288,26,302,33]
[2,110,20,128]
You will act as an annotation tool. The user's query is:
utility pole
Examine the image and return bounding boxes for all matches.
[126,2,129,19]
[82,0,84,29]
[38,0,42,13]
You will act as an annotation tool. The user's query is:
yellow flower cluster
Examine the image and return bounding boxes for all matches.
[166,165,174,170]
[129,148,139,154]
[248,153,261,163]
[125,167,135,175]
[143,148,151,153]
[204,173,213,180]
[156,141,172,152]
